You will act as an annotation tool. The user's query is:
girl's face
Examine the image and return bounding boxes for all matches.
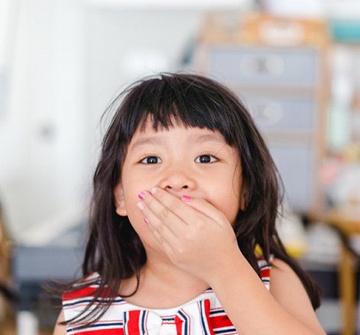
[114,118,244,254]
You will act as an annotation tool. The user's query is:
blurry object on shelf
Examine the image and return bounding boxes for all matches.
[304,222,341,264]
[328,46,357,153]
[198,13,330,47]
[350,85,360,144]
[326,154,360,209]
[276,209,307,258]
[343,144,360,163]
[324,42,360,207]
[239,13,329,46]
[320,155,342,188]
[330,19,360,43]
[326,0,360,42]
[350,233,360,255]
[327,201,360,236]
[261,0,325,19]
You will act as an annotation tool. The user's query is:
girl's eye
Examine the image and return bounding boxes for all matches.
[195,155,217,163]
[140,156,162,164]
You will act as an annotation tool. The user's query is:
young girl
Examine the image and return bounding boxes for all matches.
[53,73,326,335]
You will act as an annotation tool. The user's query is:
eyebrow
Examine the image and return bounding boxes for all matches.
[129,137,162,151]
[190,133,226,145]
[129,132,226,151]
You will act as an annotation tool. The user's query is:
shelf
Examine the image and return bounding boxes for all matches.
[87,0,248,10]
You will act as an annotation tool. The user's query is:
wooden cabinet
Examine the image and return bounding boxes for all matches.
[195,14,330,216]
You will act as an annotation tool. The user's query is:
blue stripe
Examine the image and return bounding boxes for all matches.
[63,298,102,307]
[214,327,236,334]
[199,301,210,335]
[209,309,226,316]
[67,322,123,332]
[90,322,123,328]
[123,312,128,335]
[63,296,125,308]
[140,310,147,334]
[177,310,189,335]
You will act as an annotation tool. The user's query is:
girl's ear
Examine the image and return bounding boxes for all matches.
[114,183,127,216]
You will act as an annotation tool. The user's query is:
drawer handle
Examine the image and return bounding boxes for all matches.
[253,102,283,126]
[240,55,285,78]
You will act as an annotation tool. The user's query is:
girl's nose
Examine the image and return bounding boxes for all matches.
[158,169,196,193]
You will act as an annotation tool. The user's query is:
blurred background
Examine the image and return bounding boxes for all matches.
[0,0,360,334]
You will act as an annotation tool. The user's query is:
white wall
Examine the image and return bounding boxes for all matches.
[0,0,88,240]
[0,0,252,243]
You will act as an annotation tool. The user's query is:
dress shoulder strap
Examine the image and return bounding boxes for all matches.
[257,256,272,290]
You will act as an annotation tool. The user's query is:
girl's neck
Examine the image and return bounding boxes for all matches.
[119,257,209,309]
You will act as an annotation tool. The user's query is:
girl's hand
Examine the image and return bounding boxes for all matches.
[136,187,241,282]
[137,188,326,335]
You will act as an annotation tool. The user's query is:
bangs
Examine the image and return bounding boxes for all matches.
[117,73,242,146]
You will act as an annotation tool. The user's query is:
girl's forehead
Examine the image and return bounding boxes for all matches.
[133,116,223,139]
[128,114,237,151]
[128,119,238,158]
[136,115,186,133]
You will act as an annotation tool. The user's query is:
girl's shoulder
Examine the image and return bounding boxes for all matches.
[268,257,312,303]
[269,257,303,287]
[62,272,126,327]
[267,257,323,330]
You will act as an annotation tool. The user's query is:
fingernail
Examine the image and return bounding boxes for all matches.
[136,202,145,210]
[138,192,145,200]
[182,195,191,202]
[144,218,149,224]
[150,187,157,195]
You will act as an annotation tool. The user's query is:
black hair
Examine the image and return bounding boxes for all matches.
[62,72,321,326]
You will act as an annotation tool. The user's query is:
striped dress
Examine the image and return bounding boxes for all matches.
[62,257,271,335]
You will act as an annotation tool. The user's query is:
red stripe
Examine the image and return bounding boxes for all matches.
[70,329,123,335]
[175,312,183,334]
[63,286,99,300]
[202,299,215,335]
[260,268,270,278]
[210,314,233,329]
[125,310,141,335]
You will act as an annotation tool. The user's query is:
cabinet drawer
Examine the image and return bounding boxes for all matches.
[243,95,316,131]
[208,46,319,86]
[269,144,316,213]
